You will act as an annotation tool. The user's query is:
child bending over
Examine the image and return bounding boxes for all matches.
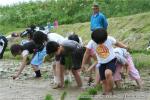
[113,47,142,89]
[46,40,85,88]
[81,29,128,95]
[10,41,46,79]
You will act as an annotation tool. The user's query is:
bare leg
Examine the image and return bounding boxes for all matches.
[53,63,56,77]
[72,69,82,87]
[102,80,107,94]
[105,69,113,94]
[32,65,39,71]
[95,68,100,85]
[52,61,63,89]
[32,65,41,77]
[59,64,64,87]
[114,81,121,88]
[53,63,58,84]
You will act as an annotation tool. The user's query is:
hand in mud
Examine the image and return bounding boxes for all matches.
[12,75,18,80]
[86,67,91,72]
[120,72,125,80]
[126,47,131,52]
[86,68,90,72]
[81,66,86,72]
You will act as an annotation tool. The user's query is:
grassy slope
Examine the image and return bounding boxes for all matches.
[3,12,150,68]
[51,12,150,68]
[52,12,150,50]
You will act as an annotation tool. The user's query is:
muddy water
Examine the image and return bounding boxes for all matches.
[0,60,150,100]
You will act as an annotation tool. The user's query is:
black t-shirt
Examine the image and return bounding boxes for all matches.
[60,40,82,55]
[22,41,36,54]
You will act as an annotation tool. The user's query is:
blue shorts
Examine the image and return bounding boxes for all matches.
[98,58,117,80]
[31,47,47,66]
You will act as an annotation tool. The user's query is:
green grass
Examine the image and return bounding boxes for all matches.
[51,12,150,69]
[132,53,150,69]
[0,24,24,35]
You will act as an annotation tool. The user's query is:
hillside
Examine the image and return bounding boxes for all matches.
[0,0,150,31]
[52,12,150,50]
[2,12,150,68]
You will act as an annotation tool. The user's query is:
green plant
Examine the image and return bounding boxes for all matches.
[64,79,71,88]
[78,92,92,100]
[45,94,53,100]
[43,72,49,79]
[95,84,102,91]
[60,91,67,100]
[87,88,97,95]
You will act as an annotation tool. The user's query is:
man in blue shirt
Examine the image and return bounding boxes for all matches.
[90,3,108,31]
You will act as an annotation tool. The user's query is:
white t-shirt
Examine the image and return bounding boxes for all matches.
[114,47,129,58]
[47,33,65,44]
[21,50,29,57]
[114,47,129,65]
[86,36,116,64]
[66,36,83,46]
[79,37,83,46]
[20,40,30,45]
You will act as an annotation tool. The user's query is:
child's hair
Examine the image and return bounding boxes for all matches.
[68,34,80,43]
[33,31,48,45]
[0,41,2,46]
[46,41,59,54]
[11,33,19,37]
[27,29,35,39]
[39,26,45,30]
[91,28,107,44]
[10,44,23,56]
[30,24,36,30]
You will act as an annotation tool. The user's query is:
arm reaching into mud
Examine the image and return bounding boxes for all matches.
[81,48,91,71]
[12,55,28,79]
[115,42,129,51]
[124,62,129,77]
[87,61,97,72]
[86,54,97,72]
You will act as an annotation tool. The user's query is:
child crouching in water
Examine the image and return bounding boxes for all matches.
[113,47,142,89]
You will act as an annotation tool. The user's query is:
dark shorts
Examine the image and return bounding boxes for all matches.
[98,58,117,80]
[55,47,85,70]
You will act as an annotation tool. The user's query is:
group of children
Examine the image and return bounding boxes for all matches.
[0,26,143,95]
